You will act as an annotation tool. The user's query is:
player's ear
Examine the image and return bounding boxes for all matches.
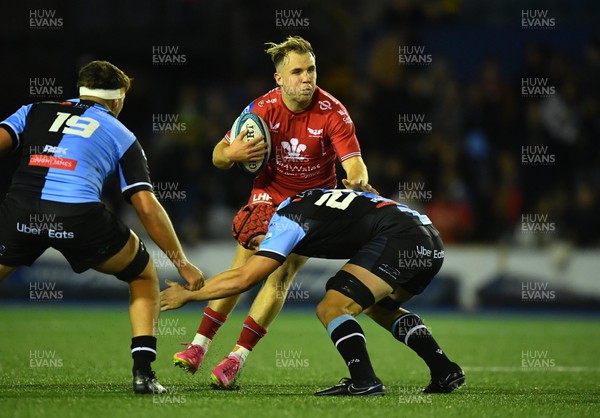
[274,72,282,87]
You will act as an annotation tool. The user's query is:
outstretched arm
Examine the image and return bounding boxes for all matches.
[130,190,205,290]
[341,156,378,194]
[160,255,281,311]
[0,127,13,158]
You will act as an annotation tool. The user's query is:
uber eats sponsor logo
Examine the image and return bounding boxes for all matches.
[275,350,309,368]
[398,114,432,133]
[152,114,187,133]
[398,386,432,404]
[29,10,63,29]
[398,45,432,65]
[275,9,309,29]
[521,9,555,29]
[152,182,187,202]
[521,281,556,302]
[29,78,63,97]
[30,350,63,367]
[30,282,63,302]
[152,45,187,65]
[521,350,556,369]
[17,214,73,239]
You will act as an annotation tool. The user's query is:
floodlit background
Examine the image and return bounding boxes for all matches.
[1,0,599,310]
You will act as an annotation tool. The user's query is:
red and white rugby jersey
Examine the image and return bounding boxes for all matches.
[225,86,361,194]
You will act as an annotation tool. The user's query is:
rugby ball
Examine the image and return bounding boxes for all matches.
[230,113,272,174]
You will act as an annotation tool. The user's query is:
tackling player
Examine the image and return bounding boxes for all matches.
[0,60,204,394]
[173,36,376,387]
[161,189,465,395]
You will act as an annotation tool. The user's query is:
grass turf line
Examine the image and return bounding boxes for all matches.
[0,306,599,418]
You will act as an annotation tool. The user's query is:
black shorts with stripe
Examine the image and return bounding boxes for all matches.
[0,195,130,273]
[349,223,444,295]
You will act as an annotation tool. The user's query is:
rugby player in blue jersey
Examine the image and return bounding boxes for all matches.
[0,60,204,394]
[161,188,465,396]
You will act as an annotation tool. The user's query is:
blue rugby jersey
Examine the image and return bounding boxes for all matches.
[256,188,432,263]
[0,99,152,204]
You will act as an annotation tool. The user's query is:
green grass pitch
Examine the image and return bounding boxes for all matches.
[0,305,599,418]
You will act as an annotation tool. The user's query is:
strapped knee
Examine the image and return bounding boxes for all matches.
[376,296,402,311]
[325,270,375,310]
[115,240,150,282]
[391,313,429,345]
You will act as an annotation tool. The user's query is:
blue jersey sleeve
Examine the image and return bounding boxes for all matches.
[255,212,307,263]
[1,104,32,151]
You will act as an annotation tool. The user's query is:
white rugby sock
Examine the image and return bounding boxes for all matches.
[230,345,251,366]
[192,334,212,351]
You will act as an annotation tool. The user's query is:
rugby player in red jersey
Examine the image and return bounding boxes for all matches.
[173,36,377,388]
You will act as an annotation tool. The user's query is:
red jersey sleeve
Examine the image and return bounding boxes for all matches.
[327,102,361,162]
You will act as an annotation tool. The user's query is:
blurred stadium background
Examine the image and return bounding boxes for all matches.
[1,0,599,310]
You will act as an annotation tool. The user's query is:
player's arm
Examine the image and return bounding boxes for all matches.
[130,191,204,290]
[119,139,204,290]
[0,104,31,158]
[0,126,13,158]
[341,156,378,194]
[212,130,267,169]
[160,255,281,311]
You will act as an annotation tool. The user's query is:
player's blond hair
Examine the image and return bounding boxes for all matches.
[265,36,315,69]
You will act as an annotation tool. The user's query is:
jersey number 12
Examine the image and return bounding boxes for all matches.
[314,190,357,210]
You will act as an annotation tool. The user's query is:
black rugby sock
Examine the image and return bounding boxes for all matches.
[328,314,378,384]
[131,335,156,375]
[392,313,451,375]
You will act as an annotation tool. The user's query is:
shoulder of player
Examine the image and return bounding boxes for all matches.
[85,105,136,140]
[253,88,281,113]
[313,88,351,118]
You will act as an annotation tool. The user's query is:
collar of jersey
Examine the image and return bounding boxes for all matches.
[67,98,111,113]
[278,86,320,115]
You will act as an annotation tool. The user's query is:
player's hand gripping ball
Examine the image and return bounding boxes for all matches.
[230,113,272,174]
